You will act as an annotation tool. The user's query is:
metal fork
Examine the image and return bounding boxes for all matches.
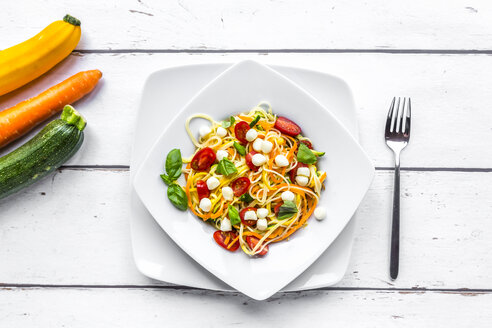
[385,97,411,280]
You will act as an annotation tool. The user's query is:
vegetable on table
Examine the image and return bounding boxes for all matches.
[0,69,103,148]
[0,15,82,96]
[0,105,86,200]
[160,149,188,210]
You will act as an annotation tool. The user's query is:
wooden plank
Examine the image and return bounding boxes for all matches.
[1,169,491,290]
[0,287,490,327]
[1,1,491,51]
[1,52,491,168]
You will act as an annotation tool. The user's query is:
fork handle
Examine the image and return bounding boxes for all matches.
[390,152,400,280]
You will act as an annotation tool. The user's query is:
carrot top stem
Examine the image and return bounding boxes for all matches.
[63,14,81,26]
[61,105,86,131]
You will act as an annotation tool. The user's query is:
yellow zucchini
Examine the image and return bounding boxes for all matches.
[0,15,81,96]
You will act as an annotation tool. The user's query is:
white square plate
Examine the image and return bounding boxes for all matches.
[130,63,359,292]
[133,60,374,300]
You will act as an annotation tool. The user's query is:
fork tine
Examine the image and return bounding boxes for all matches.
[404,98,411,137]
[396,97,405,133]
[385,97,396,132]
[391,97,400,132]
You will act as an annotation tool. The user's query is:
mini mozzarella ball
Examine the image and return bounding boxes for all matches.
[257,208,269,219]
[244,210,257,221]
[296,175,309,187]
[245,128,258,142]
[216,149,228,161]
[206,177,220,190]
[261,140,273,153]
[281,191,295,202]
[222,186,234,201]
[275,155,289,167]
[252,153,267,166]
[199,125,212,137]
[314,206,327,221]
[256,218,268,231]
[199,198,212,212]
[252,138,263,152]
[297,167,310,177]
[216,127,227,138]
[220,218,232,231]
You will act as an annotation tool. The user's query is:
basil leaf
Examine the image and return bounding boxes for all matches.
[233,141,246,156]
[221,116,235,128]
[297,143,317,164]
[278,200,298,220]
[228,205,240,226]
[239,193,254,203]
[249,115,261,128]
[160,174,173,186]
[167,183,188,211]
[165,149,182,180]
[216,158,238,176]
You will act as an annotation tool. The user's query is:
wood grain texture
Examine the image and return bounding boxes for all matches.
[0,287,491,327]
[1,169,491,290]
[0,0,491,51]
[1,52,491,168]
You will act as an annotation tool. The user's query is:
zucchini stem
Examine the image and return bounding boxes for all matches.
[63,14,81,26]
[61,105,86,131]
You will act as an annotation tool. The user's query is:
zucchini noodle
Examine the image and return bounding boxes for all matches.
[182,102,325,256]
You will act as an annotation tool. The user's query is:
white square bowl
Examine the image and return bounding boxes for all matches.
[133,60,374,300]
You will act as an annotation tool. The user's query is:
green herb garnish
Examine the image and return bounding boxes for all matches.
[297,143,317,164]
[239,193,254,203]
[277,200,298,220]
[249,115,261,128]
[216,158,238,176]
[221,116,236,128]
[233,141,246,156]
[228,205,240,225]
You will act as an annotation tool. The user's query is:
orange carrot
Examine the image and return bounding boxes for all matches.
[0,69,102,148]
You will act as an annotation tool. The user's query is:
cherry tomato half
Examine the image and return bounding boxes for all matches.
[191,147,216,172]
[213,230,240,252]
[234,121,250,144]
[246,236,269,256]
[231,177,251,197]
[245,151,259,172]
[274,116,302,136]
[196,180,210,200]
[289,162,308,182]
[239,207,257,226]
[299,139,313,149]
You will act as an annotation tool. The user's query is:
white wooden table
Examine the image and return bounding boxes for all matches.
[1,1,492,326]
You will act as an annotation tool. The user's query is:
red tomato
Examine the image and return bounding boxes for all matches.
[274,116,302,136]
[299,139,313,149]
[245,151,259,171]
[234,121,250,144]
[213,230,240,252]
[239,207,257,226]
[191,147,216,172]
[231,177,251,197]
[289,162,308,182]
[246,236,269,256]
[273,203,282,215]
[196,180,209,200]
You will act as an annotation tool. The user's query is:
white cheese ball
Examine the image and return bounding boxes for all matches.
[297,167,310,177]
[220,218,232,231]
[261,140,273,153]
[244,210,257,221]
[199,198,212,212]
[222,186,234,201]
[256,218,268,231]
[257,208,269,219]
[252,138,263,152]
[252,153,267,166]
[216,149,228,161]
[275,155,289,167]
[199,125,211,137]
[216,127,227,138]
[245,128,258,142]
[314,207,327,221]
[295,175,309,186]
[206,177,220,190]
[281,191,295,202]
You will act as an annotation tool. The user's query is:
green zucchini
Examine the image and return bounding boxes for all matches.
[0,105,86,200]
